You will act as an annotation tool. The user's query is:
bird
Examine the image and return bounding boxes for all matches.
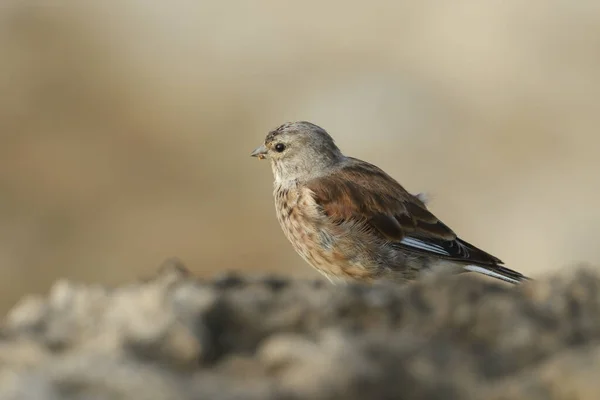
[250,121,529,285]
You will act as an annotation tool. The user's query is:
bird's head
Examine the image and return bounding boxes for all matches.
[251,121,344,182]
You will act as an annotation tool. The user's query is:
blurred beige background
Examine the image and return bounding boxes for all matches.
[1,0,599,312]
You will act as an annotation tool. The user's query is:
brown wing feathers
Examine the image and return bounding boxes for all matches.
[307,161,456,240]
[306,160,502,266]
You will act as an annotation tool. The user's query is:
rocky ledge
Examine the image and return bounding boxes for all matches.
[1,261,600,400]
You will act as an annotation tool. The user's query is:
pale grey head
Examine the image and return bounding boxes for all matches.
[251,121,345,182]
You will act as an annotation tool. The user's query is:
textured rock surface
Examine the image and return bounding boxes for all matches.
[2,261,600,400]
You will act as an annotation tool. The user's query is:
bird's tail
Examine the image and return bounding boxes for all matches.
[463,264,530,284]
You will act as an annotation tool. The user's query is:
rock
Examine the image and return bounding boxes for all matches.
[2,263,600,399]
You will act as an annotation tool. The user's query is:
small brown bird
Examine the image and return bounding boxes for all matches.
[251,121,529,284]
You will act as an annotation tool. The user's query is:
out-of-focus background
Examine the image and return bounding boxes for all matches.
[1,0,599,313]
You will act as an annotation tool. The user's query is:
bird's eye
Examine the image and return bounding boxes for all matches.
[274,143,286,152]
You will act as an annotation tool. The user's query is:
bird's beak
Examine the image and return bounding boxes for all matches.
[250,144,268,160]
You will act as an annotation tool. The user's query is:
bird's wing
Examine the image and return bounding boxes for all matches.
[305,158,503,266]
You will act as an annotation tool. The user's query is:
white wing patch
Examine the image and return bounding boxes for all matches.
[463,265,520,284]
[400,237,450,256]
